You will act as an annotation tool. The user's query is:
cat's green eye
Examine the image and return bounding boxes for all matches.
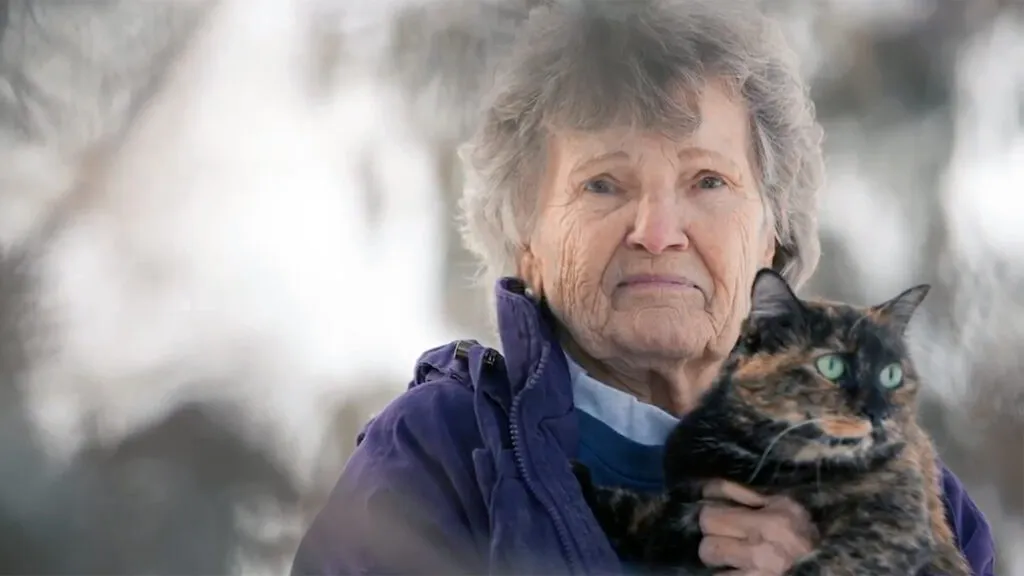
[815,354,846,381]
[879,363,904,389]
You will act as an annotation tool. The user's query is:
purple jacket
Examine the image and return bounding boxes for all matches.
[293,278,996,575]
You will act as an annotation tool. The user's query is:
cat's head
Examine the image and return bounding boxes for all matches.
[720,268,930,467]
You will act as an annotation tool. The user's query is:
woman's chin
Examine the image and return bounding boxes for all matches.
[607,316,715,361]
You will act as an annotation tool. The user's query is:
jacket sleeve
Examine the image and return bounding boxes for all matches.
[939,465,996,576]
[291,384,487,575]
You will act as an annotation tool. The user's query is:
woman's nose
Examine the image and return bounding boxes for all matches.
[626,193,689,254]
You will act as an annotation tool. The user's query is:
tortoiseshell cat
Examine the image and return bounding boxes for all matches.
[573,269,970,576]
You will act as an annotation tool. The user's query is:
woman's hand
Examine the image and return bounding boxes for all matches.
[698,480,818,575]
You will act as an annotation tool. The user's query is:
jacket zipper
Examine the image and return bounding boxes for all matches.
[502,346,579,574]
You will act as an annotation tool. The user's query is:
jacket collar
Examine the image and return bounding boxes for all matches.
[492,277,576,444]
[492,277,621,572]
[494,278,556,392]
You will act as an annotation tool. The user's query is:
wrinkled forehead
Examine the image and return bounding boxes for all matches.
[543,81,756,175]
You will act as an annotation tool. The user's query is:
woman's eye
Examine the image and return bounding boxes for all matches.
[696,174,726,190]
[583,178,615,195]
[583,178,617,195]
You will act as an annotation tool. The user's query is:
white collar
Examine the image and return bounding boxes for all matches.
[565,352,679,447]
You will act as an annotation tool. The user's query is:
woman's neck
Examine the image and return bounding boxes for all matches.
[561,337,723,417]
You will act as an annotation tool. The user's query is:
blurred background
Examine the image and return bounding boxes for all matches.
[0,0,1020,573]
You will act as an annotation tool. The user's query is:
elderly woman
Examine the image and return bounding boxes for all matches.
[293,1,994,574]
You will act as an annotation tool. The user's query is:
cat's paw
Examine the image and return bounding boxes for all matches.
[643,501,704,567]
[570,459,593,487]
[570,460,597,503]
[570,459,591,481]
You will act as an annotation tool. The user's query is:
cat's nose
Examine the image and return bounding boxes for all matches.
[861,386,891,424]
[861,402,887,422]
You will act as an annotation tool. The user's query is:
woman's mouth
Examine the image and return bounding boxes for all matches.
[618,274,704,296]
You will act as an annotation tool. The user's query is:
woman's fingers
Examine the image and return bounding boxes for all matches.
[763,495,818,544]
[700,503,813,558]
[699,535,789,573]
[703,479,768,507]
[697,482,818,575]
[698,502,750,539]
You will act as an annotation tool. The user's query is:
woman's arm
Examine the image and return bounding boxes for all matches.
[291,384,487,575]
[939,465,996,576]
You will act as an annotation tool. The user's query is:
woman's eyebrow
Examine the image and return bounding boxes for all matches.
[677,147,742,175]
[569,150,631,177]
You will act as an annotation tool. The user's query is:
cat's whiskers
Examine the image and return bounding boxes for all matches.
[747,419,824,484]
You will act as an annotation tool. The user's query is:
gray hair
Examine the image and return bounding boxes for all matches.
[458,0,825,293]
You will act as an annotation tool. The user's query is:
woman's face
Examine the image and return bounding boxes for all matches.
[521,81,775,367]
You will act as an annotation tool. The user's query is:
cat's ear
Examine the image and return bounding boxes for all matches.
[873,284,930,335]
[748,268,804,323]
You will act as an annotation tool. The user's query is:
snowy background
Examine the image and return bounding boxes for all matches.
[0,0,1020,573]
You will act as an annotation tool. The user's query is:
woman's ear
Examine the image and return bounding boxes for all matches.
[761,233,778,269]
[517,248,544,299]
[756,205,777,269]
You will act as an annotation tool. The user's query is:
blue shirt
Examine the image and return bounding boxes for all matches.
[567,353,676,493]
